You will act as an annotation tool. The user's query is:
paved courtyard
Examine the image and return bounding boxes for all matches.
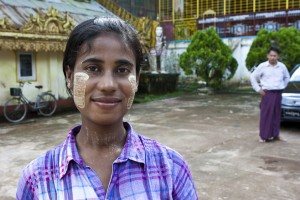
[0,93,299,200]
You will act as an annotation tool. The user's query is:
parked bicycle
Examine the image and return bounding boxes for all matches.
[4,82,57,123]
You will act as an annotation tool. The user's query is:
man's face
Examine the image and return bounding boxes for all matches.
[267,50,279,65]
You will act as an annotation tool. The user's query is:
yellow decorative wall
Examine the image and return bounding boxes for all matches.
[0,51,68,106]
[0,51,16,104]
[159,0,300,40]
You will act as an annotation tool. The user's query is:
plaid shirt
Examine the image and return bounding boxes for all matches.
[16,122,198,199]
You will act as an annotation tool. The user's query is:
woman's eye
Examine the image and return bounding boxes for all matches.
[116,67,130,74]
[86,65,100,72]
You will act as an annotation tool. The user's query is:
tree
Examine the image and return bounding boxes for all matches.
[246,27,300,71]
[179,27,238,89]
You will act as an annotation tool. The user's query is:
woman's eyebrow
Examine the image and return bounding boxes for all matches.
[81,57,103,64]
[115,59,134,67]
[81,58,134,67]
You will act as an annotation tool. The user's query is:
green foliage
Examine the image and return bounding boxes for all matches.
[246,27,300,71]
[179,27,238,89]
[134,82,199,103]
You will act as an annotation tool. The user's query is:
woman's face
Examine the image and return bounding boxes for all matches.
[67,34,138,125]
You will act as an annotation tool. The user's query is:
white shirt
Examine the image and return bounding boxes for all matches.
[250,60,290,92]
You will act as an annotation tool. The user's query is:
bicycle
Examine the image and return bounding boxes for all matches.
[4,82,57,123]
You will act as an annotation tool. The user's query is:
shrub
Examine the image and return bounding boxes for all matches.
[246,27,300,71]
[179,27,238,89]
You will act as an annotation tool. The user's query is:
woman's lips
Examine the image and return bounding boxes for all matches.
[91,96,122,109]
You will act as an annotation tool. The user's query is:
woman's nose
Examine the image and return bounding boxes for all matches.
[97,72,117,92]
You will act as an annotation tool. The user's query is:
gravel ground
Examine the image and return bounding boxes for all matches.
[0,93,299,200]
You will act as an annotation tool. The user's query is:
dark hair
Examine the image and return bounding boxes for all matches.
[63,17,143,95]
[268,46,280,54]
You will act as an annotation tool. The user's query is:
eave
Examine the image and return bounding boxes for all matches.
[0,32,68,52]
[0,7,74,52]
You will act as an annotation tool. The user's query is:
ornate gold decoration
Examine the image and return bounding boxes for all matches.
[97,0,159,53]
[0,17,16,31]
[0,34,68,52]
[20,7,75,34]
[0,7,75,52]
[135,17,160,53]
[175,19,197,40]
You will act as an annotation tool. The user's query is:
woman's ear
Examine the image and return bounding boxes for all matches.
[135,73,140,92]
[65,65,73,89]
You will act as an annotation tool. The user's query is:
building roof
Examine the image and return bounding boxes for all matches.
[0,0,116,28]
[0,0,157,53]
[0,0,116,52]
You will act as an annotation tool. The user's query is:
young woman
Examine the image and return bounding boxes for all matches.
[16,17,198,199]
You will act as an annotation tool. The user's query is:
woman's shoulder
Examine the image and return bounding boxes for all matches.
[21,127,77,178]
[16,143,66,197]
[136,133,195,196]
[21,143,63,179]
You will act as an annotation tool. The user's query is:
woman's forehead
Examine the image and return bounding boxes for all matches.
[79,34,132,55]
[76,34,136,66]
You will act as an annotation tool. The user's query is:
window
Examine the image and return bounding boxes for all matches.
[290,67,300,82]
[17,52,36,81]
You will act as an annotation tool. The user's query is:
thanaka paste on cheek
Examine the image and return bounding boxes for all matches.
[74,72,89,109]
[127,75,137,109]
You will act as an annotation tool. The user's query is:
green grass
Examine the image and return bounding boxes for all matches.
[134,91,183,103]
[134,82,199,103]
[217,86,255,94]
[134,83,255,104]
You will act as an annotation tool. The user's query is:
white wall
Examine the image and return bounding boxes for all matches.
[223,37,255,83]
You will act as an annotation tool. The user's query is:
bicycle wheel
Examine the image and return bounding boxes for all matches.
[37,93,57,116]
[4,98,27,123]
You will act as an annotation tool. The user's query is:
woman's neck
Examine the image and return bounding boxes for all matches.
[76,121,127,151]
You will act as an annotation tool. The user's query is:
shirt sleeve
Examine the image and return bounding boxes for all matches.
[171,152,198,200]
[16,165,36,200]
[282,64,290,88]
[250,64,263,92]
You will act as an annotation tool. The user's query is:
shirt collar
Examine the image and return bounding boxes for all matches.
[116,122,146,164]
[58,122,145,179]
[267,61,279,68]
[58,125,82,179]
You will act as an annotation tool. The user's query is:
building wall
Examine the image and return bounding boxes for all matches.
[223,37,254,82]
[158,1,300,83]
[159,0,300,40]
[160,0,300,21]
[0,50,17,105]
[0,50,68,106]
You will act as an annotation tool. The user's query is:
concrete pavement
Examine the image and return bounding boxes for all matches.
[0,93,299,200]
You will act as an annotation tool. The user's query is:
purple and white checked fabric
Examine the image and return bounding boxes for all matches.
[16,122,198,200]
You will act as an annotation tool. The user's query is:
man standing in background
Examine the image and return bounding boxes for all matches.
[250,47,290,143]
